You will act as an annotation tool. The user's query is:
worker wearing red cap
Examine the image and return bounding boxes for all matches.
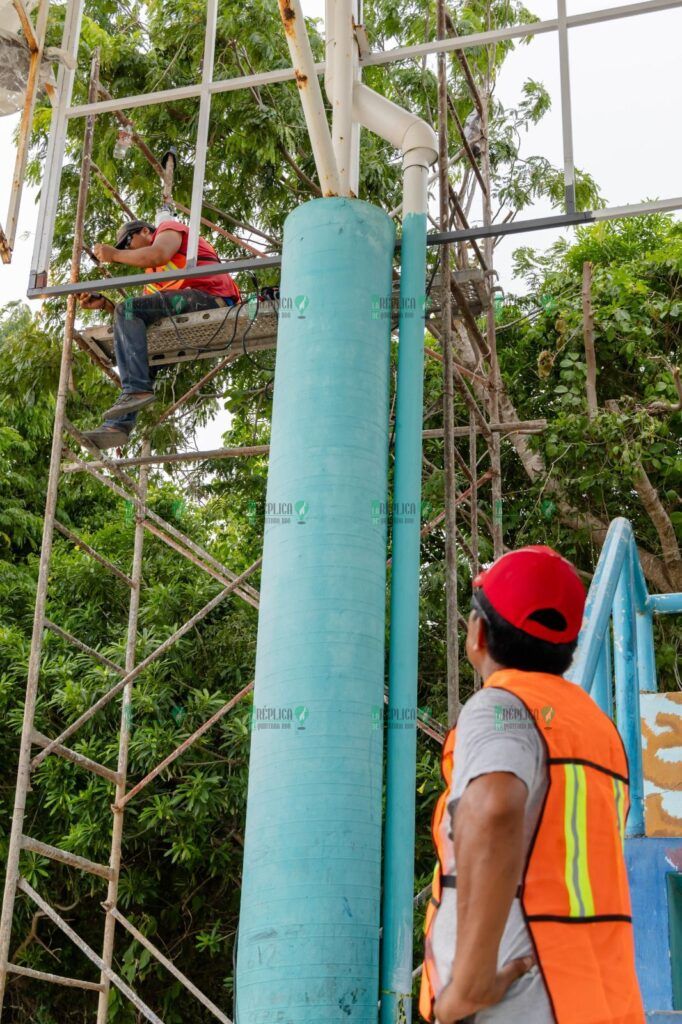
[78,218,241,450]
[420,546,645,1024]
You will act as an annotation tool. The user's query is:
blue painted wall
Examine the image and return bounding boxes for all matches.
[626,837,682,1012]
[235,199,395,1023]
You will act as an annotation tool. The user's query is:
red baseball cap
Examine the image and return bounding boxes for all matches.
[472,546,586,644]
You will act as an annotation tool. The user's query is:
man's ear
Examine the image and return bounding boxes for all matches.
[465,608,488,671]
[469,610,487,652]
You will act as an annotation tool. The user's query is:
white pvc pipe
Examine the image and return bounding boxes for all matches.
[388,150,462,218]
[352,82,436,214]
[279,0,340,196]
[324,0,336,104]
[402,159,430,217]
[353,83,437,163]
[186,0,217,264]
[327,0,354,195]
[348,0,361,196]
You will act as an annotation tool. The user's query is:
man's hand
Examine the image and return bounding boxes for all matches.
[92,243,120,264]
[78,293,115,314]
[434,955,535,1023]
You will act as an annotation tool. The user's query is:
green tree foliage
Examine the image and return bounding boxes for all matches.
[0,307,260,1021]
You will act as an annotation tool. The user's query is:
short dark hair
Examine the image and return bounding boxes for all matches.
[472,590,577,675]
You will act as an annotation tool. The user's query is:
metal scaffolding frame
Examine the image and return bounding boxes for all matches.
[2,0,681,1019]
[25,0,682,295]
[0,0,53,263]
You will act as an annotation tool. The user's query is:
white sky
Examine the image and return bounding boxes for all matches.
[1,0,680,306]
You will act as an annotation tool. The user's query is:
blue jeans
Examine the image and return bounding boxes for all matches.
[104,289,232,431]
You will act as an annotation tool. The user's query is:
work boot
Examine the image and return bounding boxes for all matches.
[104,391,156,419]
[81,426,130,450]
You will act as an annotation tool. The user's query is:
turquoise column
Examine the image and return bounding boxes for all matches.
[380,210,428,1023]
[236,198,395,1023]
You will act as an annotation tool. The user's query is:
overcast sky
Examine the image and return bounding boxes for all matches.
[1,0,680,307]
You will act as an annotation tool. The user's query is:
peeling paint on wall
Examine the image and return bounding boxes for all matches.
[641,692,682,837]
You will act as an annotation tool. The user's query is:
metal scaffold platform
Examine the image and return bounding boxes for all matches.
[76,300,280,368]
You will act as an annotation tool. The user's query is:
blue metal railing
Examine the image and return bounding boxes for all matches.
[571,518,682,837]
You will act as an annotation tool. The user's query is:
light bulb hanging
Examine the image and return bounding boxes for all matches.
[112,124,133,160]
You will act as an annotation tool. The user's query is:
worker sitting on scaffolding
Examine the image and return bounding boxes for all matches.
[79,217,241,449]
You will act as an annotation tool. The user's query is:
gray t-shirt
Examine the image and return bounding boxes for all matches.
[430,687,554,1024]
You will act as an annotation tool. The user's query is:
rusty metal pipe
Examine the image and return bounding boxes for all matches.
[277,0,340,195]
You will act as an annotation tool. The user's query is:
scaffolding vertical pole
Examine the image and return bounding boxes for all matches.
[437,0,459,725]
[0,309,75,1015]
[481,25,503,559]
[186,0,218,264]
[29,0,85,288]
[0,47,99,1017]
[3,0,51,260]
[96,442,150,1024]
[557,0,577,214]
[469,411,480,688]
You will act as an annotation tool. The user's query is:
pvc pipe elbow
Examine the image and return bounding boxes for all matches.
[352,83,437,167]
[352,82,413,151]
[402,124,438,168]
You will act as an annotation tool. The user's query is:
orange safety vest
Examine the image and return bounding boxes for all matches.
[142,222,241,299]
[143,256,189,293]
[419,670,645,1024]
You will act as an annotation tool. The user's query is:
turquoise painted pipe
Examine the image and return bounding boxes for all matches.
[635,608,657,692]
[235,198,395,1022]
[380,210,428,1024]
[648,592,682,614]
[592,629,613,716]
[613,553,645,837]
[572,519,646,834]
[572,517,629,692]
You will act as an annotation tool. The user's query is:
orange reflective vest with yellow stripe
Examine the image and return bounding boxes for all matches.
[142,221,241,300]
[419,670,645,1024]
[143,257,188,293]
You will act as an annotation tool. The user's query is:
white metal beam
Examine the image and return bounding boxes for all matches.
[363,0,682,67]
[186,0,217,265]
[557,0,577,213]
[3,0,51,261]
[64,0,682,121]
[29,0,84,286]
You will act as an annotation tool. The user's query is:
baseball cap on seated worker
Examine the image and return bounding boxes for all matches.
[473,546,586,645]
[114,220,156,249]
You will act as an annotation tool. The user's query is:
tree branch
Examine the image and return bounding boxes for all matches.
[449,308,674,591]
[582,261,598,419]
[632,462,682,590]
